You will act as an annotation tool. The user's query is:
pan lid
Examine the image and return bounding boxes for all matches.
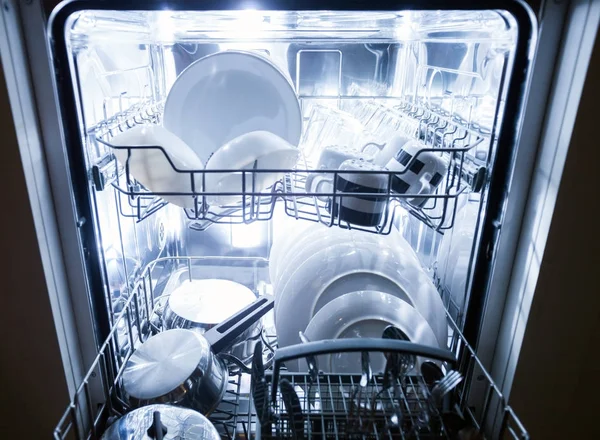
[122,329,209,401]
[167,279,255,325]
[101,404,220,439]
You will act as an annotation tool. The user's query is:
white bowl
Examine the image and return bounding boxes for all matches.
[204,131,299,205]
[303,290,439,374]
[111,125,203,208]
[164,50,302,164]
[275,239,448,367]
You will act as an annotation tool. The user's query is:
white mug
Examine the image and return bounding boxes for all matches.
[367,134,413,167]
[385,140,449,207]
[311,159,389,227]
[305,145,368,194]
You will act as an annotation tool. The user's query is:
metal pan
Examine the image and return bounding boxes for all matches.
[123,297,273,414]
[163,279,263,363]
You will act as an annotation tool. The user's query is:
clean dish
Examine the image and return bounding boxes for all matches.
[386,140,449,207]
[204,131,299,205]
[370,134,413,167]
[436,197,478,302]
[164,50,302,164]
[325,159,389,227]
[111,125,203,208]
[302,290,439,374]
[272,224,350,291]
[268,217,320,286]
[272,222,421,294]
[304,145,367,195]
[273,227,376,317]
[275,239,448,366]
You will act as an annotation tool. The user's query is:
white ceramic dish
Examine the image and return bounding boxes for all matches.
[302,290,439,374]
[111,125,203,208]
[204,131,299,205]
[268,218,318,286]
[164,50,302,164]
[437,203,477,313]
[437,198,478,284]
[272,221,422,293]
[273,226,422,305]
[275,240,448,365]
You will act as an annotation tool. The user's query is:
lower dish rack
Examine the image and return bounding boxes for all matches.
[53,258,528,440]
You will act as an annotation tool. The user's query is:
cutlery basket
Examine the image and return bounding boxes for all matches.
[252,340,459,439]
[249,340,524,440]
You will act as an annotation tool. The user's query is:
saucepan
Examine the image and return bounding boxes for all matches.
[101,404,220,440]
[122,296,273,415]
[162,279,263,364]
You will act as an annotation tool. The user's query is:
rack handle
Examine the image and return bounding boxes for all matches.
[271,338,456,404]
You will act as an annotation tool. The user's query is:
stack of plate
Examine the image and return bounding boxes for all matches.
[270,222,447,372]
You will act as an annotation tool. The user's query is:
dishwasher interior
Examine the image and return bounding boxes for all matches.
[53,8,529,440]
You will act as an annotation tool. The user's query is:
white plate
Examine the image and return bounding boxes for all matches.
[273,234,411,325]
[437,197,478,304]
[204,131,299,205]
[303,290,439,374]
[164,50,302,164]
[275,239,448,367]
[273,226,421,294]
[111,125,203,208]
[268,217,317,286]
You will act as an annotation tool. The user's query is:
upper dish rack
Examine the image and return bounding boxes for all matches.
[89,98,490,234]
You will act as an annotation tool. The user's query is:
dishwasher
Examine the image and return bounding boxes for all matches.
[1,0,587,438]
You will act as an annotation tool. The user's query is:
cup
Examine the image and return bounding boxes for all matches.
[300,104,374,161]
[304,145,368,194]
[312,159,389,227]
[367,134,414,167]
[385,140,449,207]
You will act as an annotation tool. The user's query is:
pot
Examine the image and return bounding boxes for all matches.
[123,297,273,414]
[101,404,220,439]
[163,279,262,363]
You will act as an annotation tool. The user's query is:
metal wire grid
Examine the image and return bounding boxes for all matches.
[53,258,246,440]
[243,312,529,440]
[88,98,484,236]
[445,314,528,440]
[251,373,450,440]
[54,255,528,440]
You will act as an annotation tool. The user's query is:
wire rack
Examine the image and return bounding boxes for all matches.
[54,255,528,440]
[255,373,451,440]
[88,97,488,235]
[52,257,252,440]
[247,318,528,440]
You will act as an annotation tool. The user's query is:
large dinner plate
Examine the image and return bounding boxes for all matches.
[303,290,440,374]
[164,50,302,164]
[273,225,422,296]
[275,239,448,366]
